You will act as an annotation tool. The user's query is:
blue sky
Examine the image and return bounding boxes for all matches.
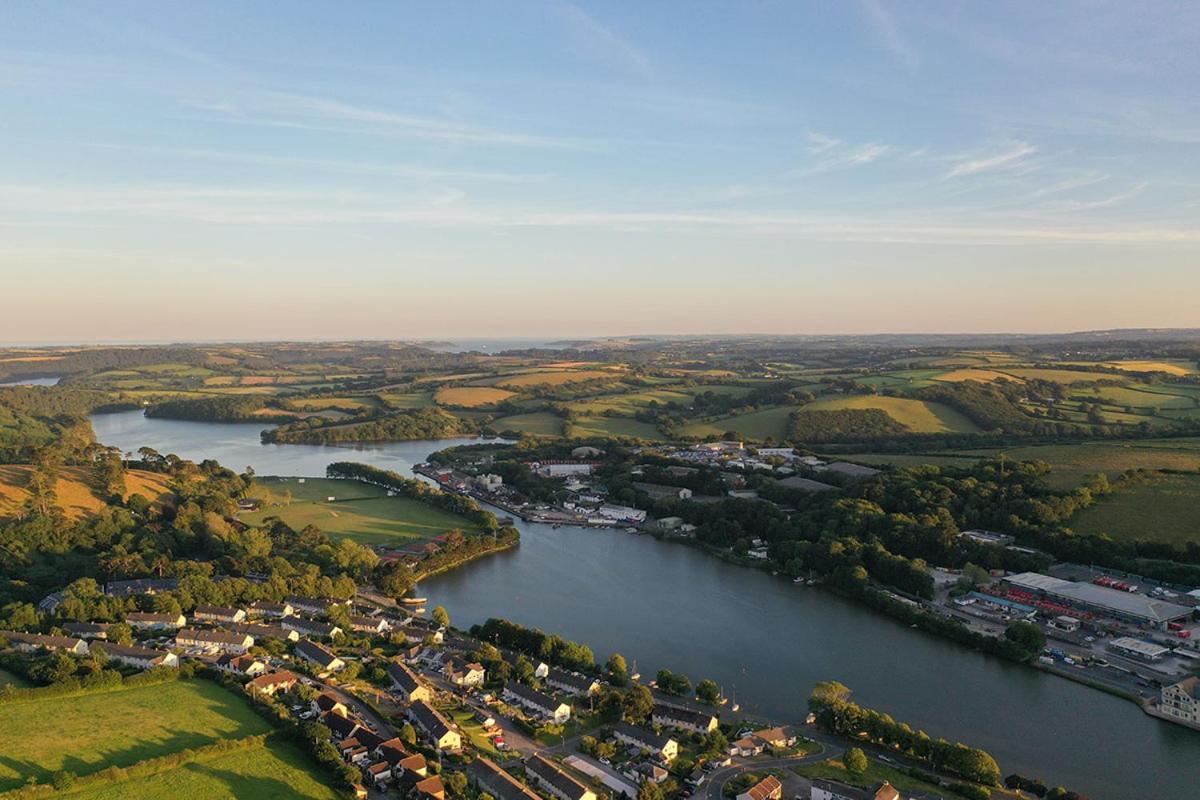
[2,1,1198,342]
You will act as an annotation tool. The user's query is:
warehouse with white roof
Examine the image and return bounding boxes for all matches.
[1003,572,1194,629]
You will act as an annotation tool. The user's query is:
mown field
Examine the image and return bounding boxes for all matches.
[432,386,514,407]
[0,680,271,791]
[567,416,666,441]
[243,476,481,546]
[65,740,342,800]
[1069,471,1200,544]
[491,411,564,436]
[798,395,979,434]
[679,405,797,440]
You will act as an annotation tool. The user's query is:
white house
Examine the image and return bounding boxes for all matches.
[503,682,571,724]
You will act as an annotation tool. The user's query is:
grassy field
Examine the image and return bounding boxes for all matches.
[378,391,434,409]
[934,367,1025,383]
[491,411,564,436]
[496,369,616,388]
[1067,359,1198,376]
[1069,385,1197,410]
[1069,471,1200,544]
[680,405,796,440]
[0,680,271,791]
[243,476,481,545]
[0,466,173,520]
[792,757,1002,800]
[996,367,1109,384]
[969,438,1200,489]
[798,395,980,434]
[434,386,516,407]
[567,416,667,441]
[65,739,341,800]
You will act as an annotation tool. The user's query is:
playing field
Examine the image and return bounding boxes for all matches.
[798,395,980,434]
[491,411,564,436]
[0,680,271,791]
[1069,471,1200,545]
[243,476,480,545]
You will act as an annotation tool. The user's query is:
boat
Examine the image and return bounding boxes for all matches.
[793,576,806,585]
[730,686,739,713]
[629,659,640,682]
[400,597,428,606]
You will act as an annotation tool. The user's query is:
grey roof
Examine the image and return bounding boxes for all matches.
[504,681,564,711]
[92,642,170,662]
[526,755,591,800]
[467,758,542,800]
[409,700,454,740]
[652,702,716,728]
[546,667,598,692]
[1006,572,1194,623]
[387,661,423,693]
[614,721,674,751]
[822,461,881,479]
[295,639,340,668]
[775,475,838,492]
[177,628,250,645]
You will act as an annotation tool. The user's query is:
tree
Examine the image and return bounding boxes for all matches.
[444,771,468,796]
[606,653,629,686]
[844,747,868,776]
[431,606,450,628]
[623,684,654,723]
[399,723,417,746]
[1004,620,1046,657]
[695,678,720,705]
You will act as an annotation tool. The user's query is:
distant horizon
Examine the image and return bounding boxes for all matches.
[5,326,1200,350]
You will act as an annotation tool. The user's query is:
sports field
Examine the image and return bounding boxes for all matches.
[1069,471,1200,545]
[243,476,480,545]
[0,680,271,791]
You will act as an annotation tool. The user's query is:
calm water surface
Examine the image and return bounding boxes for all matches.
[91,410,1197,799]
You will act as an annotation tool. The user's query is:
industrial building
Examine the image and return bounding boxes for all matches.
[1002,572,1194,630]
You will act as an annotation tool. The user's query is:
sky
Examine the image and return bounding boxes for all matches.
[2,1,1199,343]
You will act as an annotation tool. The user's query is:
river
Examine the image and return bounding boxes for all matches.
[90,410,1196,798]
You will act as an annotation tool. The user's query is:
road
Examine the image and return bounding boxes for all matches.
[703,748,838,800]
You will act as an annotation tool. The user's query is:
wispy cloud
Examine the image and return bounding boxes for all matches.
[81,142,546,183]
[548,1,651,73]
[859,0,919,70]
[4,183,1195,245]
[947,141,1038,177]
[1043,181,1149,211]
[802,133,893,173]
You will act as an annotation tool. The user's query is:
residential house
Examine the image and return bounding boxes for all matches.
[1161,677,1200,727]
[294,639,345,674]
[0,631,88,655]
[245,669,300,696]
[546,667,600,696]
[387,661,433,703]
[467,757,542,800]
[751,726,797,750]
[248,600,294,618]
[408,700,461,752]
[379,744,427,777]
[630,763,669,785]
[216,653,267,676]
[366,761,392,788]
[810,779,902,800]
[349,615,390,635]
[285,596,347,617]
[444,660,486,688]
[192,604,246,624]
[525,755,597,800]
[613,722,678,762]
[229,621,300,642]
[91,642,178,669]
[504,652,549,679]
[284,617,343,639]
[632,481,693,501]
[503,682,571,724]
[323,711,364,742]
[62,622,110,639]
[731,737,764,757]
[651,703,718,734]
[412,775,445,800]
[313,691,349,718]
[737,775,782,800]
[125,612,186,630]
[175,628,253,653]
